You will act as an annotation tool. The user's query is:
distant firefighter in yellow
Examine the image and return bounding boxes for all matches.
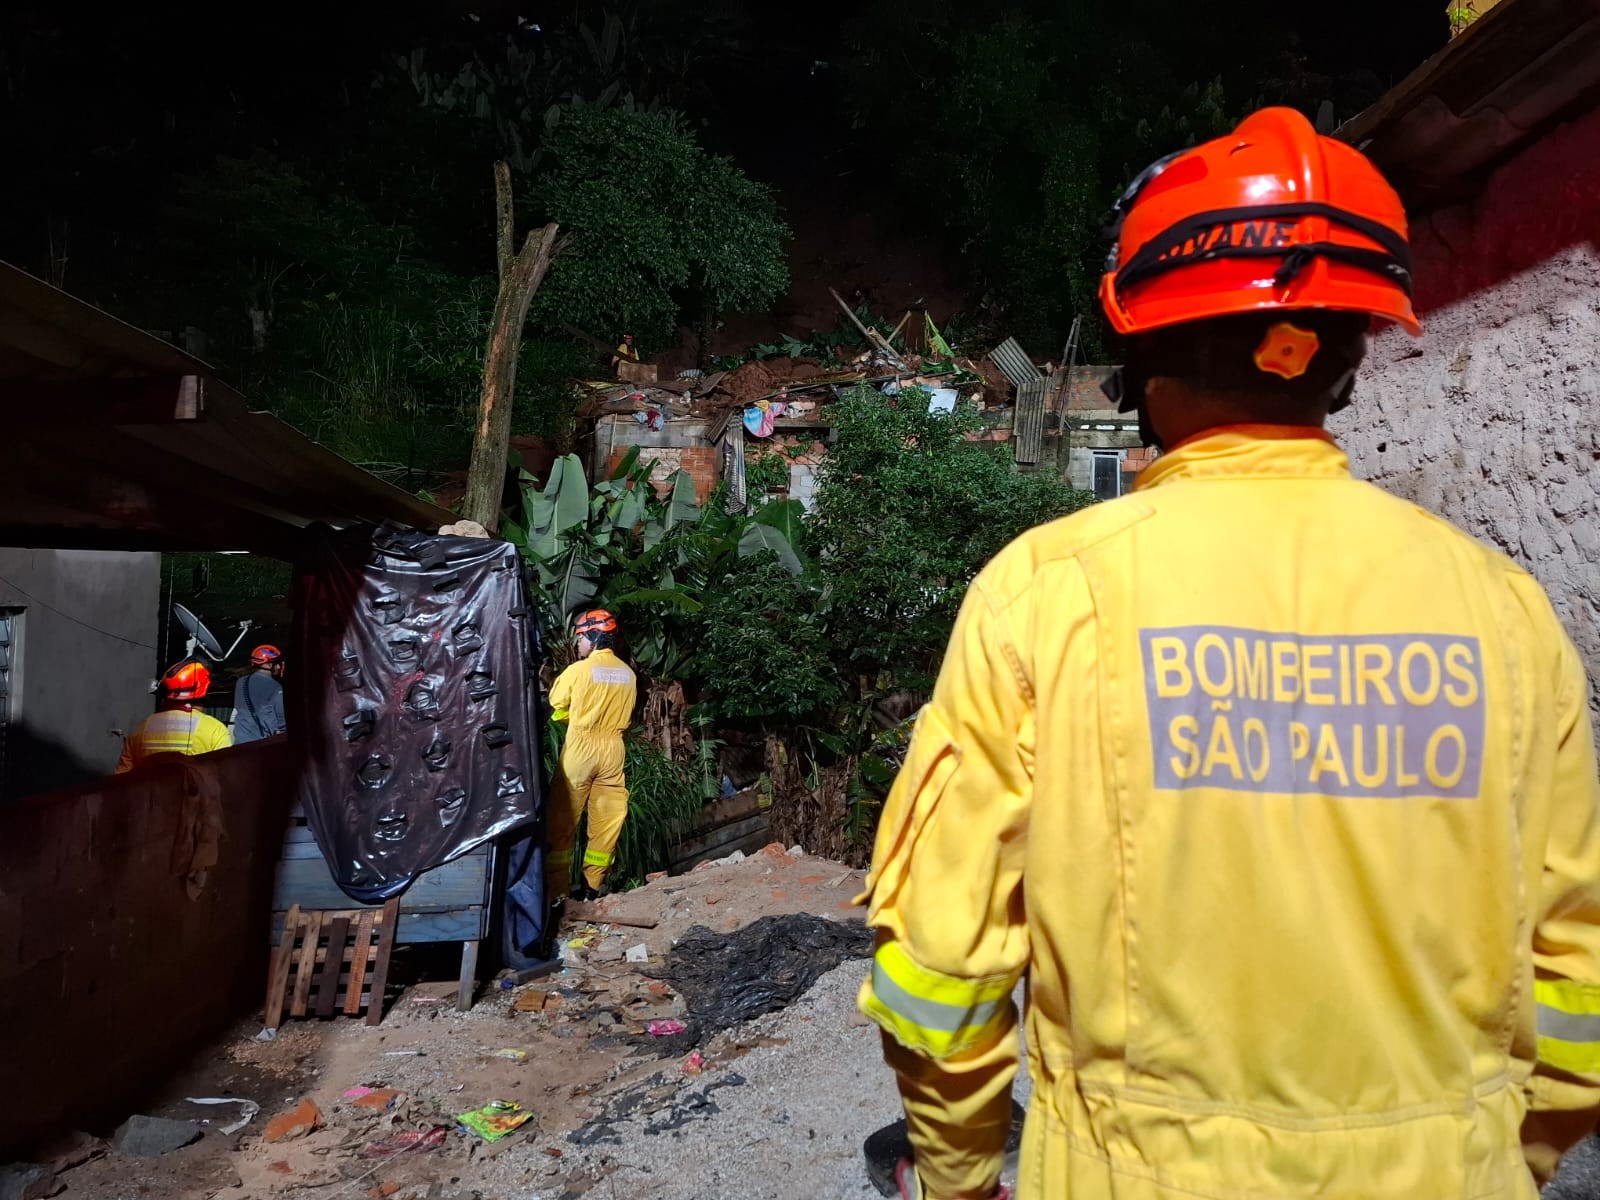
[545,609,637,902]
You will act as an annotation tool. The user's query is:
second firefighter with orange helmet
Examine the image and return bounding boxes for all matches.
[546,610,637,902]
[233,644,287,744]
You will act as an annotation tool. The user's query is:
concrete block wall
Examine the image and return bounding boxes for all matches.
[1336,105,1600,712]
[0,739,295,1155]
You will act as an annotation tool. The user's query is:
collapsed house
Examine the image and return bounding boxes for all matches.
[575,306,1146,508]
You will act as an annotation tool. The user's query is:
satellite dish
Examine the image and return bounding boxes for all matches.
[172,603,253,662]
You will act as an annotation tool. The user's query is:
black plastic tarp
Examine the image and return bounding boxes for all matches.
[292,524,545,903]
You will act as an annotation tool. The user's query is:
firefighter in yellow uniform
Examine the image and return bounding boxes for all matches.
[546,609,637,902]
[859,107,1600,1200]
[115,660,232,772]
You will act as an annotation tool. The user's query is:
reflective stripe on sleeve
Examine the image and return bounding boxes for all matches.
[552,708,571,722]
[859,937,1015,1058]
[583,847,614,868]
[1536,979,1600,1074]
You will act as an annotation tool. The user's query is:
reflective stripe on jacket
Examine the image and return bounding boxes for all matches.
[115,708,233,773]
[859,428,1600,1199]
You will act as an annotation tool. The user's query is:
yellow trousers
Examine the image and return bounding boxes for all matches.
[546,732,629,896]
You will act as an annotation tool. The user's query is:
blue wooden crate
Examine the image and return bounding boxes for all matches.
[270,811,493,1010]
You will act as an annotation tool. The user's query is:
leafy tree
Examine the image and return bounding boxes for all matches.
[811,386,1095,691]
[693,554,842,722]
[531,106,790,346]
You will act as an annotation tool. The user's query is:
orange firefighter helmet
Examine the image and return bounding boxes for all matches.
[1099,107,1419,337]
[574,609,618,637]
[160,660,212,701]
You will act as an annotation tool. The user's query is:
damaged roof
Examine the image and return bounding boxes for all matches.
[1338,0,1600,209]
[0,262,451,557]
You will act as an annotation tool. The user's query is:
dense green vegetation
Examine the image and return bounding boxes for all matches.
[0,3,1445,866]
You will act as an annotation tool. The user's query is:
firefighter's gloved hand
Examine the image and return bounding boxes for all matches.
[895,1159,1009,1200]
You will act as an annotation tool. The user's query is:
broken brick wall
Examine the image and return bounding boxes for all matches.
[0,739,295,1155]
[1335,103,1600,713]
[590,416,719,502]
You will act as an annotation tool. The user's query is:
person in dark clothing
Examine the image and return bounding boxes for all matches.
[232,644,286,742]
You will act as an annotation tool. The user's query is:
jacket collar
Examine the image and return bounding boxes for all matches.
[1134,425,1350,491]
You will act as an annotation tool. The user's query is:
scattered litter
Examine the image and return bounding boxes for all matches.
[646,1019,688,1037]
[253,1027,278,1042]
[343,1087,376,1100]
[382,1050,425,1057]
[262,1099,323,1144]
[625,943,650,964]
[657,913,873,1037]
[682,1051,706,1076]
[455,1101,533,1142]
[112,1114,203,1158]
[360,1126,449,1160]
[483,1048,528,1062]
[543,1147,564,1159]
[183,1097,260,1135]
[410,996,446,1005]
[367,1183,401,1198]
[788,845,805,858]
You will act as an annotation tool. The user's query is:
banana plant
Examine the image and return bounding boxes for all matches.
[504,449,805,670]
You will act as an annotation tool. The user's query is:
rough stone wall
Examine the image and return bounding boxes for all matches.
[1335,106,1600,710]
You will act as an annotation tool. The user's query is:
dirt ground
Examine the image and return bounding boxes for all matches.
[34,846,873,1200]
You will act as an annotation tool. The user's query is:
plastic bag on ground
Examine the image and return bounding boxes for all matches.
[653,913,872,1041]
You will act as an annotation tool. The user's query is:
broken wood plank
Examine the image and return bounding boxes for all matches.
[290,910,323,1018]
[344,909,376,1015]
[828,287,907,368]
[316,917,349,1018]
[458,940,479,1012]
[265,904,300,1029]
[564,903,658,929]
[364,899,400,1027]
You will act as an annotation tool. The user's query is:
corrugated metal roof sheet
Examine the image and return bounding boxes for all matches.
[1013,379,1047,465]
[0,261,452,556]
[1338,0,1600,209]
[988,337,1041,390]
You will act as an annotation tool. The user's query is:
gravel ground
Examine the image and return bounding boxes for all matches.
[487,964,1034,1200]
[1551,1136,1600,1199]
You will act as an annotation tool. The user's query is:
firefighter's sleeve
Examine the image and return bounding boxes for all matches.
[114,736,134,775]
[1522,628,1600,1185]
[198,716,233,754]
[858,579,1032,1200]
[548,663,577,722]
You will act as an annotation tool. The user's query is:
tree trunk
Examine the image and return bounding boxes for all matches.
[462,162,561,533]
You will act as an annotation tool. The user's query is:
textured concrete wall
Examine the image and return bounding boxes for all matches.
[0,549,161,796]
[1335,107,1600,709]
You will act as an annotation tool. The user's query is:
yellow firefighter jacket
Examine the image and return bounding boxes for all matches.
[859,427,1600,1200]
[549,647,636,737]
[115,707,233,773]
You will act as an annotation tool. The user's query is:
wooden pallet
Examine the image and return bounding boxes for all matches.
[264,898,400,1028]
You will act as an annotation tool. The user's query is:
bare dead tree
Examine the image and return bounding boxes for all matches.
[463,160,563,532]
